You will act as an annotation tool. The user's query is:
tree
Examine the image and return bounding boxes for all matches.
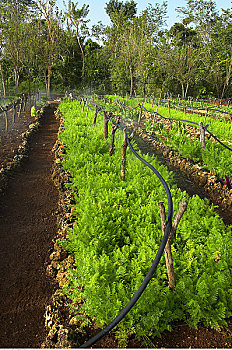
[1,2,29,93]
[104,1,167,96]
[158,23,201,98]
[105,0,137,24]
[37,0,63,96]
[64,0,89,76]
[176,0,218,43]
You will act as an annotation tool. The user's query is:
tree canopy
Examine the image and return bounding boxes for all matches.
[0,0,231,99]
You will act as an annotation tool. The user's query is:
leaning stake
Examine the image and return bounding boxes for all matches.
[86,106,89,118]
[138,103,143,123]
[12,102,17,123]
[18,98,23,118]
[93,105,98,126]
[103,111,109,139]
[159,200,188,290]
[120,128,128,180]
[229,113,232,132]
[82,99,85,112]
[109,116,120,156]
[4,108,8,131]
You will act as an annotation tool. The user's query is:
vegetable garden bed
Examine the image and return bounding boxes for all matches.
[44,99,232,348]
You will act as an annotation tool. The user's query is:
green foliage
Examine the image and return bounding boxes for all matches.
[118,96,232,182]
[59,100,232,344]
[30,106,36,117]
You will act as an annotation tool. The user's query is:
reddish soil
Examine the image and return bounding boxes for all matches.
[0,106,59,347]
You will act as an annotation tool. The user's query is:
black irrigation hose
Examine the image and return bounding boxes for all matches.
[156,111,199,126]
[142,106,199,126]
[205,128,232,152]
[169,100,230,115]
[140,106,232,152]
[80,101,173,349]
[89,98,232,153]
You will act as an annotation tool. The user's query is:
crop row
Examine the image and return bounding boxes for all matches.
[93,95,232,188]
[58,100,232,345]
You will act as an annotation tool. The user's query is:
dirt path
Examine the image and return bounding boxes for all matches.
[0,106,59,348]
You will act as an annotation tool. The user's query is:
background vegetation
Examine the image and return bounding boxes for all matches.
[0,0,231,99]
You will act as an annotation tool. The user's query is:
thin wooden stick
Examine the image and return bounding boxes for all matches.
[138,103,143,123]
[109,116,120,156]
[120,128,128,180]
[229,113,232,132]
[82,99,85,112]
[159,200,188,290]
[199,121,205,148]
[103,111,109,139]
[12,102,16,123]
[4,109,8,131]
[93,105,98,126]
[18,99,23,118]
[86,106,89,118]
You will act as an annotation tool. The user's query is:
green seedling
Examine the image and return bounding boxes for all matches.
[31,106,36,117]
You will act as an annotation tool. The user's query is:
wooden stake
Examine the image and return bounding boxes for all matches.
[82,99,85,112]
[109,116,120,156]
[229,113,232,132]
[156,98,161,113]
[4,109,8,131]
[199,121,205,148]
[22,94,26,111]
[12,102,16,123]
[168,99,171,114]
[93,105,98,126]
[103,111,109,139]
[86,106,89,118]
[159,200,188,290]
[18,99,23,118]
[138,103,143,123]
[120,128,128,180]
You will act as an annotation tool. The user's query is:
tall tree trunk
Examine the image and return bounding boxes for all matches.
[44,67,47,94]
[28,68,31,95]
[14,69,19,93]
[181,81,185,99]
[0,61,6,97]
[76,28,85,77]
[46,65,51,98]
[221,56,232,100]
[184,82,189,99]
[129,66,133,97]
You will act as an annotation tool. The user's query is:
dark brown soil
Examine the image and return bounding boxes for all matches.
[1,102,232,349]
[0,103,37,168]
[0,106,59,348]
[90,320,232,348]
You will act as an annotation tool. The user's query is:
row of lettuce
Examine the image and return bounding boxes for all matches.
[58,100,232,345]
[95,95,232,187]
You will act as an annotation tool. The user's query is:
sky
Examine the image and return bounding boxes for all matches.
[56,0,232,29]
